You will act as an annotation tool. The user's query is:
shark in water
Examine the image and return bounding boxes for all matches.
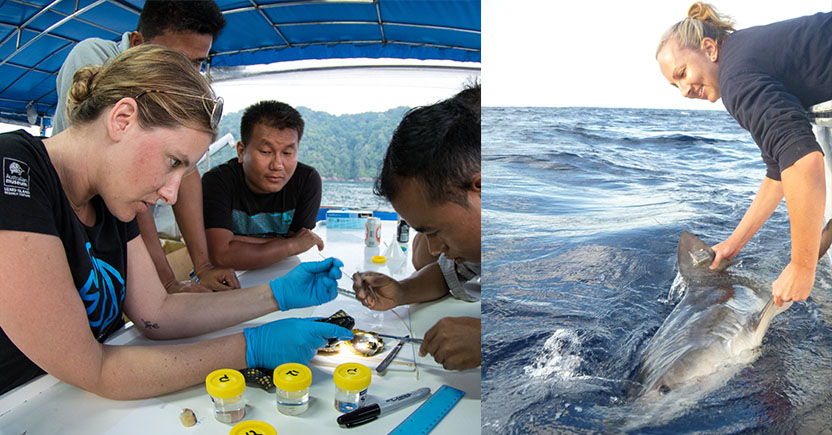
[635,224,832,400]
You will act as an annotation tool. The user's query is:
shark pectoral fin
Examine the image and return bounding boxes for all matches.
[818,219,832,260]
[753,299,774,327]
[753,298,791,334]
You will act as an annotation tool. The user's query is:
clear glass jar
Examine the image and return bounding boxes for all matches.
[334,385,368,413]
[274,363,312,416]
[211,395,246,424]
[277,388,310,415]
[205,369,246,424]
[333,362,371,412]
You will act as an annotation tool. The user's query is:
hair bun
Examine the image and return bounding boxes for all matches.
[687,2,706,19]
[66,65,101,108]
[64,45,215,136]
[657,1,735,57]
[686,2,726,24]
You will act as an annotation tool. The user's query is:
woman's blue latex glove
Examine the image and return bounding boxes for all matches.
[244,317,354,368]
[270,257,344,311]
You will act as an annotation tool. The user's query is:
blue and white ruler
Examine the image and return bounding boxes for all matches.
[388,384,466,435]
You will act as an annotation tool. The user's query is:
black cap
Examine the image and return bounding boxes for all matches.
[336,403,381,428]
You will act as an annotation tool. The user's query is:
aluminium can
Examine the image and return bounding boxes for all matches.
[364,217,381,247]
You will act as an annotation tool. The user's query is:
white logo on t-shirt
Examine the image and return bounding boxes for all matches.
[8,161,24,176]
[3,157,30,198]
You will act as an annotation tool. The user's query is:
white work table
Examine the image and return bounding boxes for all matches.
[0,221,481,434]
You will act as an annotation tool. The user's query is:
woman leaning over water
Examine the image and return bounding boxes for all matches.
[656,2,832,307]
[0,45,352,398]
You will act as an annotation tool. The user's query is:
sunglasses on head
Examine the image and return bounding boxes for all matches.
[134,89,223,130]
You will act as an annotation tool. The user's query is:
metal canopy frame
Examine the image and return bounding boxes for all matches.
[0,0,481,127]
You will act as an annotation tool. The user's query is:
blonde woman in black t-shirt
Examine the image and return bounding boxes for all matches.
[656,2,832,308]
[0,45,352,398]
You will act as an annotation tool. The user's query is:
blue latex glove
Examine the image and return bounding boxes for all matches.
[270,257,344,311]
[244,317,354,368]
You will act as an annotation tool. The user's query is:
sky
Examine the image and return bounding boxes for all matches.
[5,1,826,132]
[482,0,831,110]
[0,59,480,135]
[210,59,481,116]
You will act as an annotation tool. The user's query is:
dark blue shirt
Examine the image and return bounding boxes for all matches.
[719,12,832,180]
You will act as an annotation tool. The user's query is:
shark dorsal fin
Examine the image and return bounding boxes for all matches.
[677,231,734,280]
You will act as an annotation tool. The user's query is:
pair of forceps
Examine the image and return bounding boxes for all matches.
[318,252,380,305]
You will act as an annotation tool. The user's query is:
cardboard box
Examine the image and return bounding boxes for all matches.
[162,239,194,281]
[326,209,374,229]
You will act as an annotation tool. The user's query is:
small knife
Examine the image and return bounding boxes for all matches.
[376,337,407,373]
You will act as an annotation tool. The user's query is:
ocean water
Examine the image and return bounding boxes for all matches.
[321,180,390,211]
[481,107,832,433]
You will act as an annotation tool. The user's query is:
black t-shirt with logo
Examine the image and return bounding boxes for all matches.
[202,158,321,237]
[0,130,139,395]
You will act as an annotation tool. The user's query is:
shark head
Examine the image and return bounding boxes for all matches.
[677,231,734,283]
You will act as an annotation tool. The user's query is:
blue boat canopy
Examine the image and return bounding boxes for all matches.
[0,0,481,127]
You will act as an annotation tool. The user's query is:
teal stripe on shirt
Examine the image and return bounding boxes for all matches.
[231,209,294,237]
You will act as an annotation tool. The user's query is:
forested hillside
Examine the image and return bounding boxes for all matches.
[214,106,410,180]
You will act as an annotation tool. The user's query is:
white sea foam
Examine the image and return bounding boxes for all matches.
[523,329,584,379]
[661,272,686,303]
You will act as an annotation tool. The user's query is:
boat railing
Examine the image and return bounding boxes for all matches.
[809,101,832,262]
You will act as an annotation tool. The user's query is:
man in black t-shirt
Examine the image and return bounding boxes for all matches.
[203,101,323,270]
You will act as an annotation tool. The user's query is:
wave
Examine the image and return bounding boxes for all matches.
[620,133,726,146]
[483,153,577,171]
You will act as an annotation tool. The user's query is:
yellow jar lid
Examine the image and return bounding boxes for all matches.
[205,368,245,399]
[230,420,276,435]
[273,363,312,391]
[371,255,387,263]
[333,362,371,391]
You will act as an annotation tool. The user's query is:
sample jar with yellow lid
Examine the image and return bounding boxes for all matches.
[229,420,276,435]
[333,362,372,412]
[205,368,246,424]
[273,363,312,416]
